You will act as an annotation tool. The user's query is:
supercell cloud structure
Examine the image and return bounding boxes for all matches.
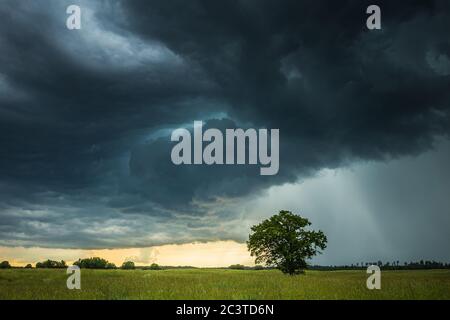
[0,0,449,261]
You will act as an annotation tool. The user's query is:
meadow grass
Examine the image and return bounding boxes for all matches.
[0,268,449,300]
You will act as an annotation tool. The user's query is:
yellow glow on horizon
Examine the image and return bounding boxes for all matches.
[0,241,254,268]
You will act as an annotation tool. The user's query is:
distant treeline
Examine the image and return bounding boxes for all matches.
[1,259,449,270]
[230,261,450,271]
[0,258,194,271]
[309,260,450,271]
[0,258,136,270]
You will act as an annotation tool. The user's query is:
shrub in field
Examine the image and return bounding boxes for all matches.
[121,261,135,270]
[248,210,327,275]
[253,265,264,270]
[36,259,67,268]
[24,264,33,269]
[229,264,246,270]
[0,261,11,269]
[149,263,161,270]
[74,257,113,269]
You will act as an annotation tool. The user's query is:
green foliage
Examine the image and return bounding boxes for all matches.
[229,264,246,270]
[121,261,135,270]
[74,257,114,269]
[24,264,33,269]
[0,260,12,269]
[35,259,67,268]
[148,263,161,270]
[253,265,265,270]
[247,210,327,275]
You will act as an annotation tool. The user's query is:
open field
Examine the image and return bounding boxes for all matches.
[0,269,449,300]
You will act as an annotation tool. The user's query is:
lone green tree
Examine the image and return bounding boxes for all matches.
[147,263,161,270]
[247,210,327,275]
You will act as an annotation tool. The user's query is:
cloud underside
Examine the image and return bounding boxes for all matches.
[0,0,449,255]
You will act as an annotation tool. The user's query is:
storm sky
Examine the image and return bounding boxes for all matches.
[0,0,449,264]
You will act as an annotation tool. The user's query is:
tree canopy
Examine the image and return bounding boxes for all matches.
[35,259,66,268]
[74,257,116,269]
[247,210,327,275]
[121,261,135,270]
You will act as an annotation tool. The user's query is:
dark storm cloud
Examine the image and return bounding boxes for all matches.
[122,0,450,202]
[127,118,285,212]
[0,0,449,248]
[0,1,213,188]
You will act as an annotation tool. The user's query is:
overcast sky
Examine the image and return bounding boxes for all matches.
[0,0,449,265]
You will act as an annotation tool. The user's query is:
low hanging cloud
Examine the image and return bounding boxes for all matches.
[0,0,449,252]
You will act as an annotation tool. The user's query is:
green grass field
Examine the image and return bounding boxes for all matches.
[1,269,449,300]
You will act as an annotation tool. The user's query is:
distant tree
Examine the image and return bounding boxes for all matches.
[228,264,246,270]
[35,259,66,268]
[105,262,117,269]
[0,261,11,269]
[121,261,135,270]
[24,264,33,269]
[247,210,327,275]
[253,265,264,270]
[148,263,161,270]
[74,257,111,269]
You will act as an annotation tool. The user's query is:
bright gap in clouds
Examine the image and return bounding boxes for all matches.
[0,241,253,268]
